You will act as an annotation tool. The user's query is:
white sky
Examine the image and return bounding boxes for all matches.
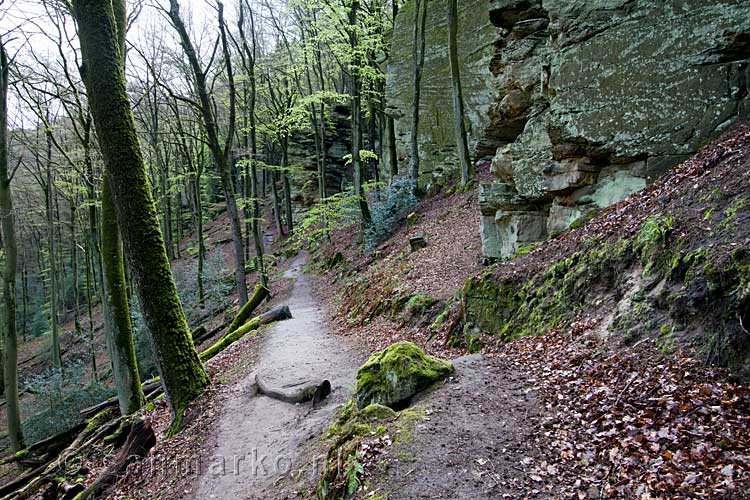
[0,0,283,128]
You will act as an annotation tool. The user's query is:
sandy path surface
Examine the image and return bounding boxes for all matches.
[195,254,366,499]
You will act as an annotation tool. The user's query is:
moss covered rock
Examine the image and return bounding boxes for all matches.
[355,342,453,409]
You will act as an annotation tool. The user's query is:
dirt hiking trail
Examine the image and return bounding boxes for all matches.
[195,254,366,499]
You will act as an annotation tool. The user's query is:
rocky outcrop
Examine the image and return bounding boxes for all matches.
[385,0,499,185]
[480,0,750,258]
[286,105,352,206]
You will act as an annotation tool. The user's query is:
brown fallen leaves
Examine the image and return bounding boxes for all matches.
[490,319,750,499]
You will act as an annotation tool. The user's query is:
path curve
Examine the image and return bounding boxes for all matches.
[195,255,365,499]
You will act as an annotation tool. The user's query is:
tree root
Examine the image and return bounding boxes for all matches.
[0,409,122,500]
[72,418,156,500]
[255,373,331,407]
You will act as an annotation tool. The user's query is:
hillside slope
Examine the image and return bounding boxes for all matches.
[309,123,750,499]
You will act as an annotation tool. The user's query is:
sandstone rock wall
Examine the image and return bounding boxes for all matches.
[480,0,750,258]
[385,0,498,185]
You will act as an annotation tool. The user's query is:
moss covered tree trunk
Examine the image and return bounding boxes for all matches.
[0,38,24,452]
[101,180,144,415]
[71,0,208,425]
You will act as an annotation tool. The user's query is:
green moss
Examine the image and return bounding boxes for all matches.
[514,243,539,257]
[360,404,397,421]
[718,196,748,231]
[103,416,131,444]
[355,342,453,409]
[87,408,115,431]
[429,306,450,331]
[14,449,29,461]
[405,293,437,316]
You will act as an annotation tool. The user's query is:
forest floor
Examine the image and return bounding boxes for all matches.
[7,126,750,499]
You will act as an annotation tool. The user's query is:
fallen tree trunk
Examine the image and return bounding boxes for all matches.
[199,304,291,362]
[226,284,270,334]
[255,374,331,406]
[0,410,122,500]
[72,418,156,500]
[80,380,161,419]
[0,422,86,467]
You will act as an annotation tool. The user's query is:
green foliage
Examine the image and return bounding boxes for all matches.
[345,453,365,495]
[364,177,419,252]
[291,190,361,252]
[717,196,747,231]
[21,361,115,443]
[637,215,675,247]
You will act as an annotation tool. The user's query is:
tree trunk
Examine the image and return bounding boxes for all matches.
[282,142,293,235]
[409,0,428,192]
[21,254,28,343]
[386,114,398,180]
[45,130,62,369]
[84,230,97,381]
[72,0,208,428]
[195,168,205,305]
[271,170,284,236]
[101,180,145,416]
[447,0,473,186]
[0,39,24,452]
[166,0,248,306]
[235,4,268,287]
[350,0,372,223]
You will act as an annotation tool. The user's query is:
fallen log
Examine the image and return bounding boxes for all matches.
[0,410,121,500]
[79,380,161,419]
[72,418,156,500]
[226,284,270,334]
[199,304,291,362]
[190,325,207,342]
[0,422,87,467]
[255,373,331,406]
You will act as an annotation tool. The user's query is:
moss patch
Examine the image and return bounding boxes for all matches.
[355,342,453,409]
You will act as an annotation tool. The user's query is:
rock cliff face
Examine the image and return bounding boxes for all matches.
[480,0,750,258]
[385,0,498,184]
[386,0,750,258]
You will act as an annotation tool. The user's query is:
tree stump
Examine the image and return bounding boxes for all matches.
[409,233,427,252]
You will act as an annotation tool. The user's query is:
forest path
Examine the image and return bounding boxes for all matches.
[194,254,366,499]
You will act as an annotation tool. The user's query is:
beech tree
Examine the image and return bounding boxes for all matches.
[70,0,208,429]
[165,0,250,306]
[409,0,427,192]
[1,32,25,452]
[447,0,472,186]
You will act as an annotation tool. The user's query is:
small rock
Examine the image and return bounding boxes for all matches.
[409,233,428,252]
